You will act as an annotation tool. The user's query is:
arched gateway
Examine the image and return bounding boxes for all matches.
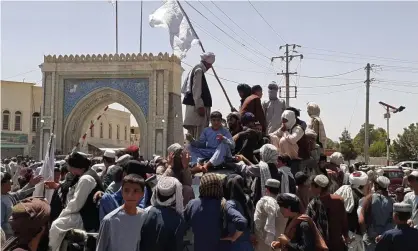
[39,53,183,160]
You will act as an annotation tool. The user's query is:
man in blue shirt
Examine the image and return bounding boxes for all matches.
[375,202,418,251]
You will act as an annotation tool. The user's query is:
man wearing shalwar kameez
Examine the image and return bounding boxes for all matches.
[182,52,215,140]
[334,171,369,251]
[307,102,327,152]
[186,111,234,172]
[262,82,286,134]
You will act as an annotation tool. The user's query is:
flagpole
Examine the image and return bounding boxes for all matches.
[115,0,119,54]
[140,0,143,53]
[175,0,235,111]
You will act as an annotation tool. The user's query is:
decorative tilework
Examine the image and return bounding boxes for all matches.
[63,78,149,119]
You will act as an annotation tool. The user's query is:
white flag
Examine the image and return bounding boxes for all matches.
[149,0,199,59]
[33,133,56,203]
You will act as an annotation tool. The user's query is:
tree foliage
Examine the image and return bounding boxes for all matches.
[391,123,418,161]
[339,128,358,162]
[326,138,340,150]
[353,124,388,156]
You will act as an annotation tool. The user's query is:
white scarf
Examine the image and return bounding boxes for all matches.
[334,185,355,213]
[280,166,293,194]
[259,144,278,196]
[151,176,184,214]
[259,161,272,196]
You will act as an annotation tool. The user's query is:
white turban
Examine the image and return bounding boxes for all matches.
[200,52,215,64]
[151,176,184,214]
[167,143,183,155]
[349,171,368,188]
[330,152,344,165]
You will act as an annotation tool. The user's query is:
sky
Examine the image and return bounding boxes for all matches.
[2,0,418,142]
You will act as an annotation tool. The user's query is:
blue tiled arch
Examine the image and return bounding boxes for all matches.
[63,78,149,119]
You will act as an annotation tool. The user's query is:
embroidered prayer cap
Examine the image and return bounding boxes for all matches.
[103,150,116,159]
[200,52,215,64]
[115,154,132,166]
[376,175,390,189]
[167,143,183,155]
[349,171,368,187]
[126,145,139,153]
[199,173,223,199]
[393,202,412,213]
[313,174,329,188]
[151,176,184,213]
[265,179,280,189]
[330,152,344,165]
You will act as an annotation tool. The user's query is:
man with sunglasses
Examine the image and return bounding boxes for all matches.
[186,111,235,173]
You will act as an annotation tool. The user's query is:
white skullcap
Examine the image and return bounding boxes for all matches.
[265,179,281,189]
[314,174,329,188]
[330,152,344,165]
[349,171,368,187]
[200,52,215,64]
[151,176,184,214]
[375,168,384,176]
[376,176,390,189]
[393,202,412,213]
[115,154,131,165]
[103,150,116,159]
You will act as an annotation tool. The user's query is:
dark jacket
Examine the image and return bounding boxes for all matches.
[240,95,266,134]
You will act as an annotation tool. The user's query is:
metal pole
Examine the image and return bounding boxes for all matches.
[140,0,143,53]
[175,0,235,111]
[386,107,390,165]
[364,63,371,164]
[285,44,290,107]
[115,0,119,54]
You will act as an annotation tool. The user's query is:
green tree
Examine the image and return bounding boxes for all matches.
[326,138,340,150]
[392,123,418,161]
[353,124,388,156]
[339,128,358,163]
[369,141,387,157]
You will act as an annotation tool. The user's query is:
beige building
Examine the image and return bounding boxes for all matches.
[130,126,141,147]
[85,108,132,155]
[1,80,42,157]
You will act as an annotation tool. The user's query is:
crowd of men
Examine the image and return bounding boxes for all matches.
[1,52,418,251]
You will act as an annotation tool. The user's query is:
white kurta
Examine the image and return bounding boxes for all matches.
[49,175,97,251]
[262,99,286,134]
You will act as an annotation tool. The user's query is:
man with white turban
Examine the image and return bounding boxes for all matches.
[262,82,286,134]
[182,52,216,139]
[307,102,327,151]
[335,171,370,251]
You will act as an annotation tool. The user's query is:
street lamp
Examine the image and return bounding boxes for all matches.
[378,101,405,166]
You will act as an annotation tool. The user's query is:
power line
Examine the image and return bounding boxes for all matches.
[347,87,363,130]
[298,80,364,89]
[296,67,363,79]
[185,1,272,62]
[182,61,243,84]
[298,85,363,96]
[2,69,38,80]
[373,85,418,95]
[303,46,418,64]
[191,20,273,71]
[196,0,271,60]
[247,0,286,43]
[210,1,276,55]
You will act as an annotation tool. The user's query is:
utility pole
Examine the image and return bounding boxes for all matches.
[272,44,303,107]
[379,101,405,165]
[115,0,119,54]
[364,63,371,164]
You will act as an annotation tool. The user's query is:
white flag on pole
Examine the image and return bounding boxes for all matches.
[149,0,199,59]
[33,133,56,203]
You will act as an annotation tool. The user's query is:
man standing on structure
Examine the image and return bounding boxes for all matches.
[182,52,215,139]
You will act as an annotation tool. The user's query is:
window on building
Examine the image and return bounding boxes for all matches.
[90,123,94,138]
[116,125,120,140]
[109,124,112,139]
[124,126,128,140]
[14,111,22,131]
[100,123,103,138]
[32,112,40,132]
[2,110,10,130]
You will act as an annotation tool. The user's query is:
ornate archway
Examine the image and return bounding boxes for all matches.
[39,53,184,160]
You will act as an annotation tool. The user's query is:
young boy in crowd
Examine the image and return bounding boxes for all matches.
[96,174,147,251]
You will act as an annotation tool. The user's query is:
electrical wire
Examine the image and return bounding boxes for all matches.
[373,85,418,95]
[296,67,363,79]
[347,87,363,130]
[247,0,286,43]
[210,1,277,55]
[3,69,38,80]
[181,61,243,84]
[298,80,365,89]
[185,1,272,63]
[197,0,271,60]
[298,85,363,96]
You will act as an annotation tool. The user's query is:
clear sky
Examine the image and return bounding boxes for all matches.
[2,0,418,141]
